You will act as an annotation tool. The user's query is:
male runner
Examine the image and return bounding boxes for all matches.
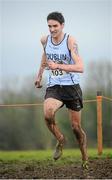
[35,12,88,169]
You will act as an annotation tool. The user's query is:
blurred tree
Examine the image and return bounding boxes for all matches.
[0,77,51,150]
[83,60,112,147]
[83,60,112,96]
[0,60,112,150]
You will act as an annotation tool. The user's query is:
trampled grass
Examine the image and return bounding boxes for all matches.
[0,148,112,163]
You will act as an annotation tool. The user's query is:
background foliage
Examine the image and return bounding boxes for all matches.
[0,60,112,150]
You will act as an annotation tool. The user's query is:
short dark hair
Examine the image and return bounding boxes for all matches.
[47,12,65,24]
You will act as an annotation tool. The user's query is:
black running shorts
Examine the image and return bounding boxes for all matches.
[44,84,83,111]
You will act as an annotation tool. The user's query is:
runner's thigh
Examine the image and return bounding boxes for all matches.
[44,98,63,116]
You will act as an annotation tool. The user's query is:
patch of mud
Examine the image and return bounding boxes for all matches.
[0,158,112,179]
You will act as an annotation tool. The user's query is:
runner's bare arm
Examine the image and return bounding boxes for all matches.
[47,36,84,73]
[35,36,47,88]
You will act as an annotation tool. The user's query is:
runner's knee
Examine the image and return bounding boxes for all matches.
[72,122,81,139]
[72,123,86,143]
[72,122,80,130]
[44,108,55,124]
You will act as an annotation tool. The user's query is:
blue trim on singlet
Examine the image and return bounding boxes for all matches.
[51,33,66,46]
[66,34,76,85]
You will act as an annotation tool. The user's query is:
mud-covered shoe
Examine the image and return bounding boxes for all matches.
[82,160,89,170]
[53,139,65,161]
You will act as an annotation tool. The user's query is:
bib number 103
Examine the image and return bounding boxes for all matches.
[51,69,63,76]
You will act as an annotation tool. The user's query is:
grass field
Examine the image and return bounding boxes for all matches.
[0,149,112,178]
[0,148,112,161]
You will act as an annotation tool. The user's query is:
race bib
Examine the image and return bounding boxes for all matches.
[50,69,66,76]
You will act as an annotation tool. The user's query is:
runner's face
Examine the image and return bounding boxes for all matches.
[47,20,64,38]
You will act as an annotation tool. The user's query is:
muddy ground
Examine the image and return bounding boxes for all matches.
[0,158,112,179]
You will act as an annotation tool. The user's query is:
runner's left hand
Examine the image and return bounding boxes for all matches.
[47,61,58,70]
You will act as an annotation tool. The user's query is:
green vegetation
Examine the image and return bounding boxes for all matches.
[0,60,112,150]
[0,149,112,163]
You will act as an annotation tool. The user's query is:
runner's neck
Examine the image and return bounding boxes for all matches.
[52,32,65,45]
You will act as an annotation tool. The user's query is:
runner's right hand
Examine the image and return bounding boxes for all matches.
[35,80,42,88]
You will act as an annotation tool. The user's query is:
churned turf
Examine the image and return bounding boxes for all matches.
[0,149,112,178]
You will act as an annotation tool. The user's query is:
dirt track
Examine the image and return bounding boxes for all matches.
[0,158,112,179]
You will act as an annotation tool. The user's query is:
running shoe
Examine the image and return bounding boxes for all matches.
[53,138,65,160]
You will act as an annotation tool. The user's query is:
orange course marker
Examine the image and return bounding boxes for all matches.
[97,91,103,155]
